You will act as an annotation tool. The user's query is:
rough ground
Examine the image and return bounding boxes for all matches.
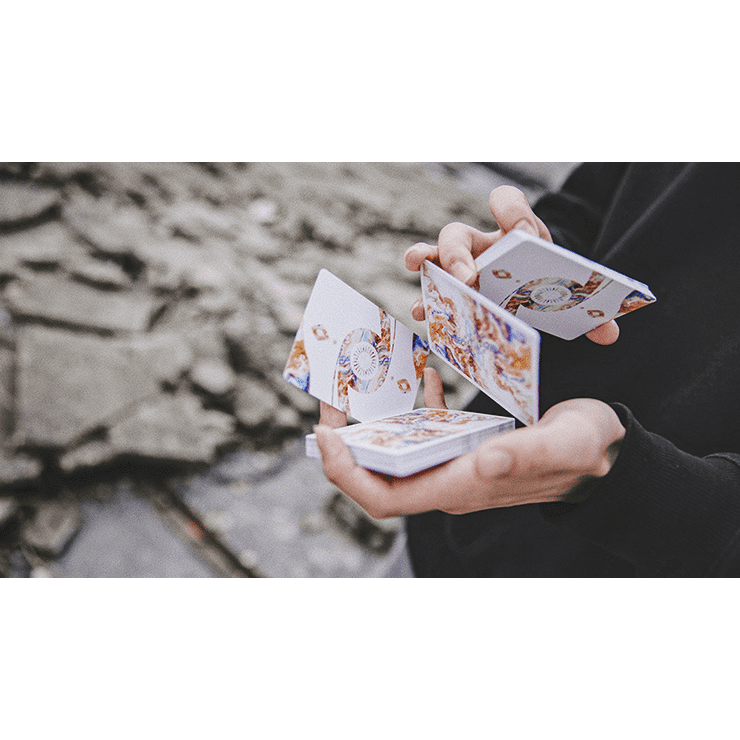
[0,162,576,577]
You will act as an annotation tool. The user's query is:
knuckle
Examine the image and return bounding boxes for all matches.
[439,221,469,241]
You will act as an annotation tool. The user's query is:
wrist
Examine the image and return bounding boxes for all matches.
[558,401,626,503]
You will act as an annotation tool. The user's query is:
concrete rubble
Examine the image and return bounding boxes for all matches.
[0,161,575,577]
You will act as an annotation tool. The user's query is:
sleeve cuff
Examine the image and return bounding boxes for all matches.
[539,404,740,576]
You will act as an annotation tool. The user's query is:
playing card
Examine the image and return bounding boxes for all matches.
[306,408,514,477]
[421,260,540,426]
[475,230,656,340]
[283,269,429,422]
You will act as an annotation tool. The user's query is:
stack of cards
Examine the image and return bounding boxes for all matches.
[475,229,656,341]
[306,408,514,477]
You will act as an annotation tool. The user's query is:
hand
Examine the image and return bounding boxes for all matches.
[314,368,626,519]
[405,185,620,346]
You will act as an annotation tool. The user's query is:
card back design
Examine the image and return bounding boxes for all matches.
[283,269,429,422]
[475,230,656,340]
[421,260,540,426]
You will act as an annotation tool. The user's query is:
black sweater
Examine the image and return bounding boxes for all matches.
[406,163,740,577]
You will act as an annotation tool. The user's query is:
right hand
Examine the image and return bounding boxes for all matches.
[405,185,620,346]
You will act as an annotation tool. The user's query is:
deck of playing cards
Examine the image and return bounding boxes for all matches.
[284,231,656,476]
[306,408,514,477]
[474,229,656,340]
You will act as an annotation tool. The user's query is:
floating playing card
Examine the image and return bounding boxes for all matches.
[421,260,540,426]
[283,269,429,422]
[475,229,656,340]
[306,408,514,477]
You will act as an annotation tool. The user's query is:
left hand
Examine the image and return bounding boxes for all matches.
[404,185,620,346]
[315,368,626,519]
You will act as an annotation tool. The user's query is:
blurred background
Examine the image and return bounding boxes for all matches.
[0,162,577,577]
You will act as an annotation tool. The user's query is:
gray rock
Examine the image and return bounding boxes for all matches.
[4,273,159,334]
[0,221,88,276]
[67,257,133,289]
[178,322,230,365]
[0,346,13,439]
[63,191,154,256]
[23,501,84,558]
[0,305,14,346]
[273,403,302,431]
[191,359,236,397]
[127,331,193,386]
[134,236,227,297]
[14,327,170,448]
[58,438,117,474]
[0,449,42,486]
[233,377,278,428]
[107,394,235,464]
[278,378,319,417]
[158,200,241,241]
[233,221,285,261]
[0,497,19,530]
[0,181,60,225]
[245,197,280,225]
[224,307,295,375]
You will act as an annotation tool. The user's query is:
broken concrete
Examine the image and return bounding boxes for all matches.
[107,394,235,464]
[0,181,61,225]
[0,347,13,438]
[67,256,133,289]
[0,221,88,276]
[63,190,155,256]
[0,497,19,532]
[4,272,159,334]
[0,449,43,487]
[23,501,85,558]
[233,376,279,428]
[14,327,177,448]
[191,359,236,397]
[0,306,14,347]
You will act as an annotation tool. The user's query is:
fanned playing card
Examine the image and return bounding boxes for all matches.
[475,229,656,340]
[305,408,514,477]
[421,259,540,426]
[283,269,429,422]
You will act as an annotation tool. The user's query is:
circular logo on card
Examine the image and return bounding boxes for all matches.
[350,342,379,379]
[529,282,574,308]
[502,271,610,315]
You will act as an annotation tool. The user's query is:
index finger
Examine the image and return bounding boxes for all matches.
[488,186,552,241]
[437,222,499,286]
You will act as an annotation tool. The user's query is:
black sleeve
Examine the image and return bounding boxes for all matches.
[540,404,740,577]
[532,163,629,257]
